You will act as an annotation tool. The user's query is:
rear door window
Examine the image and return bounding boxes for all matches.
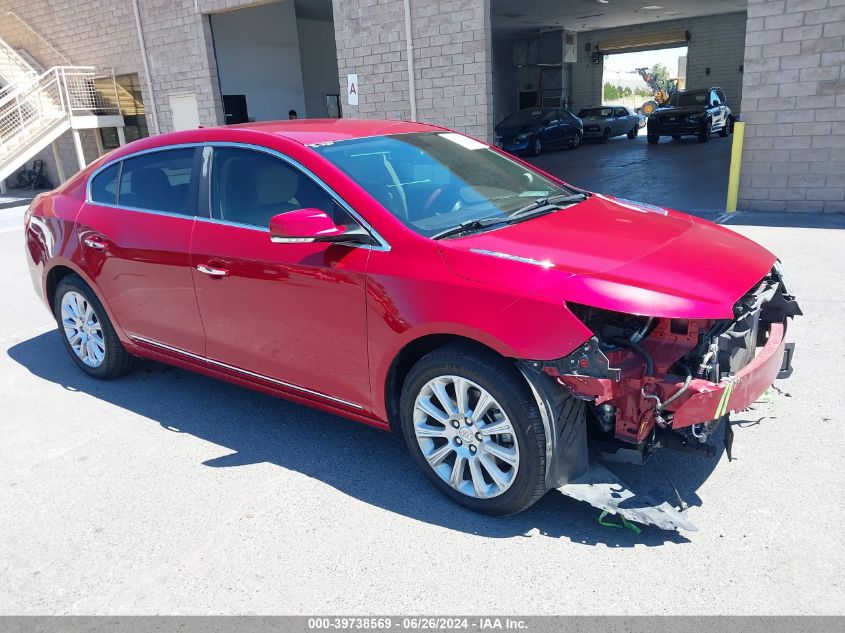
[90,162,120,205]
[117,148,198,215]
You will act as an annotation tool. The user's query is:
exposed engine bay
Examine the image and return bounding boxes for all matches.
[531,262,801,468]
[520,263,800,531]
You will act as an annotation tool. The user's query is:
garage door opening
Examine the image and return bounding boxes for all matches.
[491,0,749,216]
[209,0,340,124]
[602,46,688,116]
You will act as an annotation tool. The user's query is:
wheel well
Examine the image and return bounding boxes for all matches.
[383,334,506,434]
[46,265,76,309]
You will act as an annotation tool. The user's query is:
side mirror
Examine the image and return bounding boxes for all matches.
[269,208,372,245]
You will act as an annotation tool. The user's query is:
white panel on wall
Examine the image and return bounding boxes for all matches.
[169,93,200,131]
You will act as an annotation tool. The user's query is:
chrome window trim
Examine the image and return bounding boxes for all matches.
[85,141,391,252]
[131,335,365,411]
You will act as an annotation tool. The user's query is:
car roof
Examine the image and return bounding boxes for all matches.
[219,118,445,144]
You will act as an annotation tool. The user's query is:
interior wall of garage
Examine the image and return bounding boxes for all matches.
[571,12,748,115]
[297,17,341,118]
[492,36,518,124]
[210,2,307,121]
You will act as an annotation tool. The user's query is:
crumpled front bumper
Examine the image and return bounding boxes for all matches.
[664,321,788,427]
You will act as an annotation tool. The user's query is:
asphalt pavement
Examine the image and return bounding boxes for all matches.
[527,132,732,215]
[0,201,843,615]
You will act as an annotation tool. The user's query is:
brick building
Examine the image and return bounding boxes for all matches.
[0,0,842,211]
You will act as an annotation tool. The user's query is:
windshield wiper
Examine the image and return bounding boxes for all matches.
[511,192,589,218]
[432,216,510,240]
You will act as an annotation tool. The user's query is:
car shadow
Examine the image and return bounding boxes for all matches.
[8,330,730,547]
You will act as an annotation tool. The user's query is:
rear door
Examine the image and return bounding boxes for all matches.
[78,147,205,354]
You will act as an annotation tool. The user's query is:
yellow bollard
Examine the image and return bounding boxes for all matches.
[725,120,745,213]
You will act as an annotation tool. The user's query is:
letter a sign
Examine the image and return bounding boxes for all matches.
[347,74,359,106]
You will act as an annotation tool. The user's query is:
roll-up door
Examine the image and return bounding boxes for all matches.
[599,30,688,52]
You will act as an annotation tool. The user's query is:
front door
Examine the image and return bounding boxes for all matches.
[189,145,371,411]
[78,147,205,354]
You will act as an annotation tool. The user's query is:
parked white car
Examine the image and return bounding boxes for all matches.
[577,106,642,142]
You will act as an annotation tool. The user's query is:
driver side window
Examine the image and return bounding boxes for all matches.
[210,147,351,228]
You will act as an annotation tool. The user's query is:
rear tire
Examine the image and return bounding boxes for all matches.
[647,134,659,144]
[719,116,731,137]
[399,343,548,516]
[53,274,140,379]
[531,137,542,156]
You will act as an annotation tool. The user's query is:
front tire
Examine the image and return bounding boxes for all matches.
[399,344,547,516]
[627,126,638,139]
[53,274,139,379]
[568,131,581,149]
[647,134,659,144]
[601,128,611,143]
[698,121,711,143]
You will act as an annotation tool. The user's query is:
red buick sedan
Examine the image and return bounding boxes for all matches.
[24,120,799,522]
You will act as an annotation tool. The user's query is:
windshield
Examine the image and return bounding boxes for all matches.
[578,108,613,118]
[669,91,708,107]
[311,132,573,237]
[499,109,550,127]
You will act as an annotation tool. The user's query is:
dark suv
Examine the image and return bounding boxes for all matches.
[647,88,732,144]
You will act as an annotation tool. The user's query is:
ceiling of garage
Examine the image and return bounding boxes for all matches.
[492,0,748,34]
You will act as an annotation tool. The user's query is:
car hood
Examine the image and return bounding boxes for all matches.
[655,105,707,116]
[437,195,776,319]
[496,123,538,136]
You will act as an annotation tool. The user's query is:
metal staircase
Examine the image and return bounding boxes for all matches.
[0,36,124,185]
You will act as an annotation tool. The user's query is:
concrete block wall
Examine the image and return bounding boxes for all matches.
[738,0,845,212]
[0,0,270,187]
[571,13,748,116]
[331,0,494,141]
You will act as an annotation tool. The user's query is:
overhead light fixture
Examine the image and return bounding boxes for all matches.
[641,5,663,9]
[597,0,610,4]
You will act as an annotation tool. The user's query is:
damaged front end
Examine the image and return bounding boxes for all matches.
[523,263,801,530]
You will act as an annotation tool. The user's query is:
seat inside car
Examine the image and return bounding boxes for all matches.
[121,166,187,212]
[217,156,300,226]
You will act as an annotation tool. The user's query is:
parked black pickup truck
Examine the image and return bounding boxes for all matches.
[647,87,732,144]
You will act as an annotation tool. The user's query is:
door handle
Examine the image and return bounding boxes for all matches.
[196,264,229,277]
[83,237,107,251]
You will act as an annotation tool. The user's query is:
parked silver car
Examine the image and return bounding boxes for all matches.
[577,106,642,142]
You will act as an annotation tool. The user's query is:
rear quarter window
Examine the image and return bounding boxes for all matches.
[89,163,120,205]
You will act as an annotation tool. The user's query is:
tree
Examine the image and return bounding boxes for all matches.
[603,82,620,100]
[650,63,670,88]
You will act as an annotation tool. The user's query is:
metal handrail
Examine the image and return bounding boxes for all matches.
[0,65,121,157]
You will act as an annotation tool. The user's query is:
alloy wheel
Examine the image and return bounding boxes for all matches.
[412,375,520,499]
[60,290,106,367]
